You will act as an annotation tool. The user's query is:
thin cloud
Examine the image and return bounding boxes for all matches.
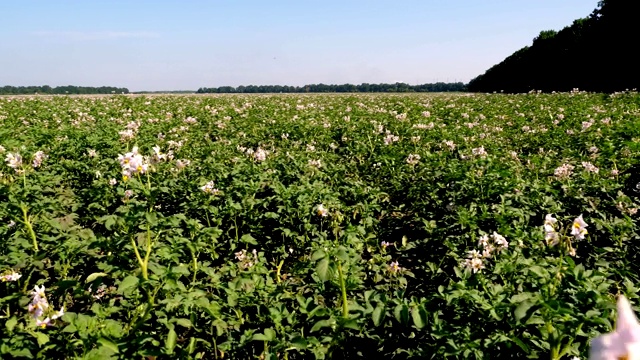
[32,31,160,41]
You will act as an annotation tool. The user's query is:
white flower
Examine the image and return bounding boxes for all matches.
[0,271,21,282]
[389,261,402,273]
[582,162,599,174]
[571,215,588,240]
[5,152,22,169]
[119,129,136,141]
[472,146,488,157]
[413,123,434,130]
[117,146,148,178]
[176,159,191,170]
[35,317,52,328]
[51,308,65,320]
[478,234,490,248]
[201,180,220,195]
[590,295,640,360]
[28,285,49,319]
[254,148,267,162]
[150,145,166,164]
[464,250,485,273]
[555,163,575,179]
[31,285,46,300]
[545,214,558,226]
[308,159,322,168]
[406,154,421,165]
[383,134,400,145]
[545,230,560,246]
[109,178,117,186]
[491,232,508,252]
[32,151,47,168]
[235,249,247,261]
[316,204,328,217]
[87,149,98,158]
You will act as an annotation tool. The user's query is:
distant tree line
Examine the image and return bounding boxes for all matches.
[0,85,129,95]
[468,0,640,93]
[196,82,466,94]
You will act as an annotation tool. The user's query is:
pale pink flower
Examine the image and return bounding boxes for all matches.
[590,295,640,360]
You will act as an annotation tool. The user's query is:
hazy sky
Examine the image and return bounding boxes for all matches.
[0,1,598,91]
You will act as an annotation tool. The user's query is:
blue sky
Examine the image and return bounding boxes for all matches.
[0,1,598,91]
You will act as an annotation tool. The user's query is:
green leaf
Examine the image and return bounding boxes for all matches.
[5,317,17,332]
[97,338,119,354]
[411,305,427,329]
[394,304,409,325]
[372,304,385,326]
[117,275,139,294]
[528,266,547,278]
[104,216,116,230]
[240,234,258,245]
[252,333,271,341]
[264,328,276,340]
[310,319,334,332]
[316,258,332,282]
[165,328,177,354]
[8,348,33,358]
[311,249,326,261]
[253,328,275,341]
[341,319,360,330]
[173,318,193,328]
[453,266,463,279]
[335,247,348,261]
[515,301,535,322]
[34,331,49,346]
[188,337,197,354]
[289,336,308,349]
[511,336,531,353]
[86,272,108,283]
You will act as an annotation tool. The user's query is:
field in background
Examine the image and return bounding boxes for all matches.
[1,92,639,359]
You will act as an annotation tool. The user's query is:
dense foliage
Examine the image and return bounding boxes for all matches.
[196,82,466,94]
[1,92,640,359]
[0,86,130,95]
[468,0,640,93]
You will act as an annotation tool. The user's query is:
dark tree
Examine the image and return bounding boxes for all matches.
[468,0,640,93]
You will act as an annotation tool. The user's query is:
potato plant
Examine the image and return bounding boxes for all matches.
[1,91,640,359]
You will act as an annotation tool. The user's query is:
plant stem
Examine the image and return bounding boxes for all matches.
[131,237,147,280]
[337,261,348,318]
[21,205,38,252]
[276,259,284,283]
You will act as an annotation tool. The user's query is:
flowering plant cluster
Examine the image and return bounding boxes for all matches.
[1,92,639,359]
